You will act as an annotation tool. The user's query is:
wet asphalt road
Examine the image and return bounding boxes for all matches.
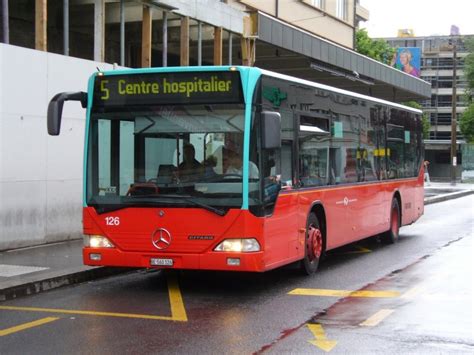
[1,195,473,354]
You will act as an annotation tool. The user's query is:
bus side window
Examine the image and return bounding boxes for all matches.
[387,109,405,179]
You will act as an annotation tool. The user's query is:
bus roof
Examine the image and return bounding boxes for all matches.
[258,68,423,115]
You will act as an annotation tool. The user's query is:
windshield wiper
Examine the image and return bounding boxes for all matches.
[92,198,175,215]
[159,194,226,216]
[92,195,226,216]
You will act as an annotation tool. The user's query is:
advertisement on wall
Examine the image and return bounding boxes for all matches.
[392,47,421,78]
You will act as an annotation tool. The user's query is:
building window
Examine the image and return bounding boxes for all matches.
[336,0,348,20]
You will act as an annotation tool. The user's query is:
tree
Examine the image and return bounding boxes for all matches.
[460,37,474,143]
[355,29,395,65]
[460,104,474,143]
[463,38,474,96]
[402,101,430,139]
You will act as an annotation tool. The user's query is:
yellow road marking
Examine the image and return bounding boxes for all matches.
[334,246,372,255]
[359,309,394,327]
[307,324,337,352]
[401,285,425,299]
[0,274,187,322]
[0,305,175,320]
[289,288,400,298]
[0,317,59,336]
[167,274,188,322]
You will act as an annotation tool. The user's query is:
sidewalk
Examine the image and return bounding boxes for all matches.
[1,182,473,301]
[423,181,474,204]
[0,240,128,301]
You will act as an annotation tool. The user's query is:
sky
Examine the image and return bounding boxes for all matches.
[360,0,474,38]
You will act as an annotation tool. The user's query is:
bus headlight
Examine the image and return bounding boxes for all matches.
[214,238,260,252]
[84,235,115,248]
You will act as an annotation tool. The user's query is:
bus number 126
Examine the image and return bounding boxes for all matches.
[105,217,120,226]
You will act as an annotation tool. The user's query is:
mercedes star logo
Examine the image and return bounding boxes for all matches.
[152,228,172,250]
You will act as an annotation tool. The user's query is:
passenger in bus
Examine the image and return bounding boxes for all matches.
[203,155,218,179]
[178,143,203,181]
[222,147,259,179]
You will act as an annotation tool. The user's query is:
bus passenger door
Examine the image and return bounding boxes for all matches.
[261,141,300,267]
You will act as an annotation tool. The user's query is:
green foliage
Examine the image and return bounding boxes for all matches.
[355,29,395,65]
[402,101,431,139]
[464,38,474,93]
[461,37,474,142]
[460,103,474,143]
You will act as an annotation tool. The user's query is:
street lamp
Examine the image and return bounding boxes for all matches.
[450,26,459,185]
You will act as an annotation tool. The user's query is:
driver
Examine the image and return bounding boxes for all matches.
[178,143,203,180]
[222,147,259,179]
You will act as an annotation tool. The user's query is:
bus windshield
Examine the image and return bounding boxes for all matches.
[86,103,248,214]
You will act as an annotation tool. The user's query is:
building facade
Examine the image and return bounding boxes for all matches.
[385,34,473,181]
[1,0,428,101]
[1,0,369,67]
[0,0,432,250]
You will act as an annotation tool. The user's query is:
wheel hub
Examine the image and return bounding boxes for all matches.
[307,225,322,261]
[391,208,399,237]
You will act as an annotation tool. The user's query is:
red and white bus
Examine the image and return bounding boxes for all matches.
[47,66,424,274]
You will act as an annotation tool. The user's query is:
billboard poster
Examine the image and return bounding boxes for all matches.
[392,47,421,78]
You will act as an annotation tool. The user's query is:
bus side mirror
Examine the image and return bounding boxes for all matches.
[261,111,281,149]
[47,91,87,136]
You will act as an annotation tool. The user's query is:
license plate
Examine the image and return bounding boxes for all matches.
[150,258,173,267]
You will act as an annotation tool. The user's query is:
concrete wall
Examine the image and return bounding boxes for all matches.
[0,44,117,251]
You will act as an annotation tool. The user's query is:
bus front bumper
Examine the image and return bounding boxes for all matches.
[83,247,266,272]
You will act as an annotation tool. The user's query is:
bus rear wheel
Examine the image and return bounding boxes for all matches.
[301,212,323,275]
[381,198,400,244]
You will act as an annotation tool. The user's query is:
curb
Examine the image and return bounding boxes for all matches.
[0,266,132,302]
[424,189,474,205]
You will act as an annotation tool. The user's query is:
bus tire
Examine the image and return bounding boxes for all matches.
[381,198,400,244]
[301,212,323,275]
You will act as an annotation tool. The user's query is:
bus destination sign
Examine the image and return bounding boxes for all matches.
[93,71,243,108]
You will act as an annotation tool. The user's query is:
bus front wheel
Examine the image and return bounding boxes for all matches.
[301,212,323,275]
[381,198,400,244]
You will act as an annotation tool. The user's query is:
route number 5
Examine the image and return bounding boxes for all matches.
[105,216,120,226]
[100,80,109,100]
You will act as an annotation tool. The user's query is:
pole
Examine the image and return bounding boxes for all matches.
[35,0,47,51]
[180,16,189,66]
[141,5,152,68]
[228,32,233,65]
[63,0,69,55]
[120,0,125,66]
[197,21,202,66]
[94,0,105,62]
[162,11,168,67]
[450,39,457,185]
[2,0,9,44]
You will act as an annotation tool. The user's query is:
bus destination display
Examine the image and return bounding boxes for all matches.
[93,71,243,108]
